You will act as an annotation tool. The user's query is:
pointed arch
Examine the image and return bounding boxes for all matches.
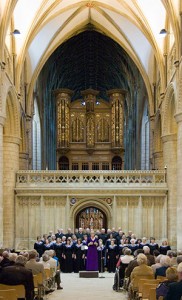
[163,83,177,136]
[4,88,20,138]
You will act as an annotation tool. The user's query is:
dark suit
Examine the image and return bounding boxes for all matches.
[165,280,182,300]
[0,263,34,300]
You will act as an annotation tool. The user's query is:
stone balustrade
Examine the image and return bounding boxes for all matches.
[16,170,167,189]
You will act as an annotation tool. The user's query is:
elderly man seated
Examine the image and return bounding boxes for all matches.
[0,254,34,300]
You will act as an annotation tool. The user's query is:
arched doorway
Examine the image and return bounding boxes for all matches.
[112,156,122,170]
[76,207,107,231]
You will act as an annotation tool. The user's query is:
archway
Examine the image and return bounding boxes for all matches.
[76,207,107,231]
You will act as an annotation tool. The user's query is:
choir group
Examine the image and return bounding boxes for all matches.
[34,227,171,273]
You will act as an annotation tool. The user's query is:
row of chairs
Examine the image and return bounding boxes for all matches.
[33,269,56,299]
[0,284,25,300]
[0,269,55,300]
[131,275,167,300]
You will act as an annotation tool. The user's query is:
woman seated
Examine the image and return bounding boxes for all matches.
[128,253,154,299]
[155,255,171,278]
[156,266,178,299]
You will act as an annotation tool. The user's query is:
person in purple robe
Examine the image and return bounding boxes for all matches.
[86,230,98,271]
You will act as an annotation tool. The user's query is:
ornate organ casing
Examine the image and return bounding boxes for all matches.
[54,88,126,170]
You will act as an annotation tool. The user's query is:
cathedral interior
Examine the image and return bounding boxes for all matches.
[0,0,182,251]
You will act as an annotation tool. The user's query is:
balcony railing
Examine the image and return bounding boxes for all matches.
[16,170,167,190]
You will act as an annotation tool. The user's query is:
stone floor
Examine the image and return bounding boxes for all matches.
[46,272,128,300]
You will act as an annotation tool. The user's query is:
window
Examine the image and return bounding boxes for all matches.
[102,162,110,170]
[92,163,99,170]
[72,163,79,170]
[32,99,41,170]
[82,162,89,170]
[112,156,122,170]
[59,156,69,170]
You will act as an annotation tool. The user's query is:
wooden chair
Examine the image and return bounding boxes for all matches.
[0,284,25,299]
[137,279,159,299]
[0,289,17,300]
[44,268,55,290]
[132,275,154,299]
[141,283,158,300]
[149,287,157,300]
[156,276,167,282]
[33,273,45,300]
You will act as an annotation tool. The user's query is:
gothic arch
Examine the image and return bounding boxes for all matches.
[162,83,177,137]
[69,198,112,230]
[4,88,20,137]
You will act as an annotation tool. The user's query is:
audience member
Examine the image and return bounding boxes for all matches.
[0,255,34,300]
[155,255,171,278]
[143,245,155,266]
[156,266,178,299]
[165,262,182,300]
[128,253,154,299]
[0,250,11,268]
[47,250,63,290]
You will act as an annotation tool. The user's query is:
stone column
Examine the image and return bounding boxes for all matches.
[0,116,5,247]
[107,89,126,155]
[175,112,182,249]
[162,134,177,247]
[153,151,164,170]
[54,89,72,157]
[3,135,20,248]
[81,89,99,154]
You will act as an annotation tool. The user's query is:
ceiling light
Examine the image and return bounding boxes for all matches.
[11,29,21,35]
[159,29,168,36]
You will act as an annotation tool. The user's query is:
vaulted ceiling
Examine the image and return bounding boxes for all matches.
[40,28,141,102]
[0,0,180,111]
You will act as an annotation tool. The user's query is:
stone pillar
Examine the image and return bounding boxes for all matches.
[0,116,5,247]
[162,134,177,247]
[107,89,126,155]
[153,151,163,170]
[3,135,20,248]
[81,89,99,154]
[175,112,182,249]
[19,152,29,169]
[54,89,72,155]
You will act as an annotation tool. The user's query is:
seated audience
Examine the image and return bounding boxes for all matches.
[8,252,18,265]
[167,250,177,266]
[151,254,163,275]
[0,255,34,300]
[165,262,182,300]
[116,248,134,266]
[143,245,155,266]
[42,253,51,269]
[0,250,11,268]
[47,250,63,290]
[128,253,154,299]
[177,255,182,265]
[156,266,178,299]
[155,255,171,278]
